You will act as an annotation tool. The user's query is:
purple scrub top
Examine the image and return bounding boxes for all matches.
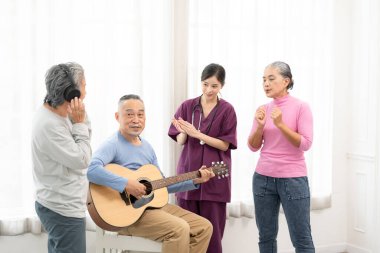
[168,96,237,202]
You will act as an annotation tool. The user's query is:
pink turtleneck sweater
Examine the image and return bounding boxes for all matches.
[248,95,313,178]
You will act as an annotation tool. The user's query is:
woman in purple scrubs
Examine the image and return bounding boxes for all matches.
[168,63,237,253]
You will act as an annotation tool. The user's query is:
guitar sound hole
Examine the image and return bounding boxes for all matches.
[140,180,153,195]
[129,180,154,209]
[119,179,154,208]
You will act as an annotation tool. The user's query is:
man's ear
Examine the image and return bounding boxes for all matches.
[115,112,119,121]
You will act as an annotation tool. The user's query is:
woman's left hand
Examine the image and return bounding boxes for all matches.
[271,107,284,128]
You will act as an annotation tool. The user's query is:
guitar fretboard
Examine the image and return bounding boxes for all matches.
[151,170,201,190]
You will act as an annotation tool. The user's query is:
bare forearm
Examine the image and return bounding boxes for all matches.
[176,133,187,145]
[197,133,229,151]
[248,126,264,149]
[277,123,301,147]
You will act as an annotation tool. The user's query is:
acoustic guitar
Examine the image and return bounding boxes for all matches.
[87,162,228,231]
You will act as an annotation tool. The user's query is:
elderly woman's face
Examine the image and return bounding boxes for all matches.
[262,67,289,99]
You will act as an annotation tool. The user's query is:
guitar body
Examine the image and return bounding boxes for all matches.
[87,164,169,231]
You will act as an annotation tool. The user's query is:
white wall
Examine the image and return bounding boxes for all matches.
[345,0,380,251]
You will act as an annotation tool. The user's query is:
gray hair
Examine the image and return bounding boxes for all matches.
[267,61,294,90]
[118,94,144,108]
[44,62,85,107]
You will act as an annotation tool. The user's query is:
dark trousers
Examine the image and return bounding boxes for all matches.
[253,172,315,253]
[35,201,86,253]
[178,198,226,253]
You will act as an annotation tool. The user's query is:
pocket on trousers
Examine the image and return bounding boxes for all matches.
[284,177,310,200]
[253,172,268,197]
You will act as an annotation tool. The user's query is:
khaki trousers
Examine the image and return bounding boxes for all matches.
[119,204,212,253]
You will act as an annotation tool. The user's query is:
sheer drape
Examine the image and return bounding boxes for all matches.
[0,0,178,234]
[187,0,334,216]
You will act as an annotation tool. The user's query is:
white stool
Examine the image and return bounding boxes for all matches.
[95,226,162,253]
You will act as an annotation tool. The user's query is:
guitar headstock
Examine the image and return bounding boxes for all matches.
[210,161,229,179]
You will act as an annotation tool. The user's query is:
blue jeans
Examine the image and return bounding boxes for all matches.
[253,172,315,253]
[35,201,86,253]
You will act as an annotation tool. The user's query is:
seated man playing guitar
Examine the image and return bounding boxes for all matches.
[87,94,217,253]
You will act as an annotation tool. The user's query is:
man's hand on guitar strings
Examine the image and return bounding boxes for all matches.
[125,179,147,199]
[193,165,215,184]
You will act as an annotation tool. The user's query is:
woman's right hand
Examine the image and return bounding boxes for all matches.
[172,118,186,133]
[255,106,266,126]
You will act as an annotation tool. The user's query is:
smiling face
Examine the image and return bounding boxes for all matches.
[262,66,290,99]
[201,75,223,102]
[115,98,145,141]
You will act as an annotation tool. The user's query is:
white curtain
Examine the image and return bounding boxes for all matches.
[0,0,178,235]
[0,0,336,235]
[187,0,334,216]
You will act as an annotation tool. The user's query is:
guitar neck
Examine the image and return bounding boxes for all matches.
[151,170,201,190]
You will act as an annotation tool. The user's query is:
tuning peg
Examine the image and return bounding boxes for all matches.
[212,161,215,166]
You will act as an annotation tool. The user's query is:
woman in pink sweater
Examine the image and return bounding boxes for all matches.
[248,61,315,253]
